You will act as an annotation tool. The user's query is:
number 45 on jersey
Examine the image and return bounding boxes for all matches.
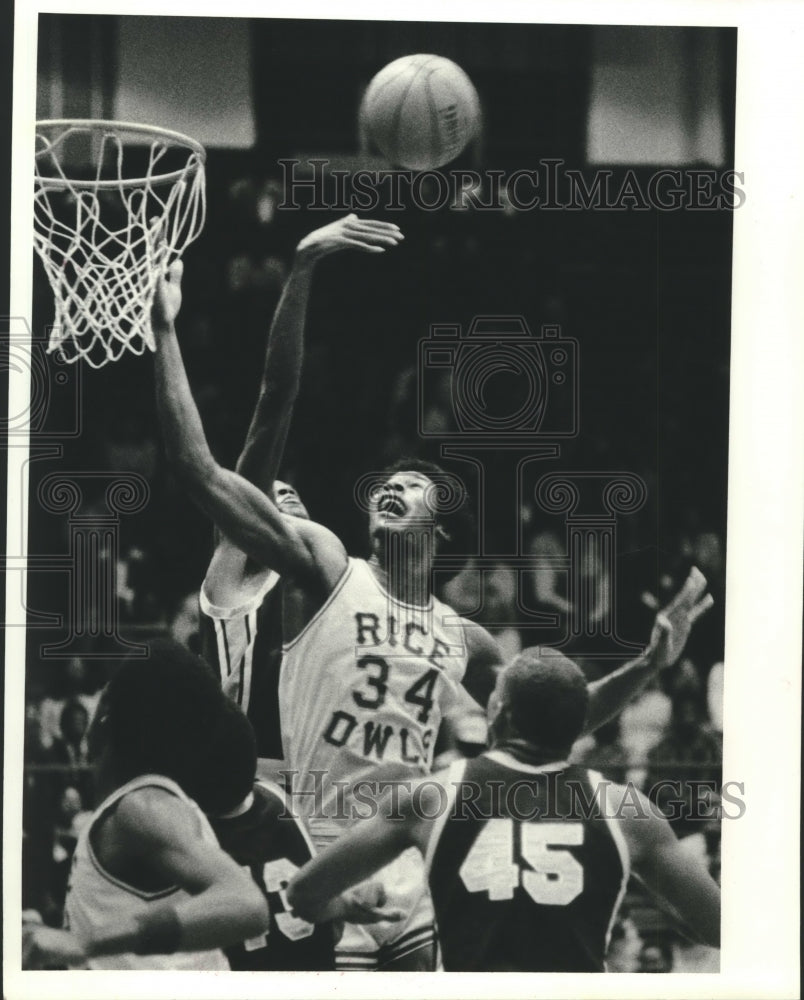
[460,819,584,906]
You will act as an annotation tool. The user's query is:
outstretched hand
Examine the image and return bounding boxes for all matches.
[648,566,714,670]
[151,259,184,332]
[296,214,404,263]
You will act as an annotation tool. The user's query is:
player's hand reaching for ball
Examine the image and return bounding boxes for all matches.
[648,566,714,670]
[151,260,184,333]
[295,214,403,263]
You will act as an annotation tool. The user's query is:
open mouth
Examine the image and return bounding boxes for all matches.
[377,493,406,516]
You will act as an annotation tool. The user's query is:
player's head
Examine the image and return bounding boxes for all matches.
[487,648,589,759]
[368,458,474,581]
[199,699,258,817]
[92,637,227,802]
[271,479,309,520]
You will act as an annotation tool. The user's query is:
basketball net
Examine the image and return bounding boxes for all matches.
[34,120,207,368]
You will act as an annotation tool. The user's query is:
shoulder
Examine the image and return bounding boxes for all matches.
[603,780,674,863]
[109,783,202,853]
[462,622,504,667]
[203,540,279,612]
[288,519,348,583]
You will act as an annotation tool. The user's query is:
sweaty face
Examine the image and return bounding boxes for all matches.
[271,480,309,520]
[369,471,439,535]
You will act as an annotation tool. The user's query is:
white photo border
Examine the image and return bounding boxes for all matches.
[5,1,802,998]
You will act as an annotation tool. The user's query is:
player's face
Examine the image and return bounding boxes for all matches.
[271,480,309,519]
[369,471,438,535]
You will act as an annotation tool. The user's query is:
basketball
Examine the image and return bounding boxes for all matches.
[361,54,481,170]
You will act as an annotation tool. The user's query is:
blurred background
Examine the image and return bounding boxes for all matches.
[23,17,732,970]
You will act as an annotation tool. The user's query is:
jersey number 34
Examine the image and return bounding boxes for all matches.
[459,818,584,906]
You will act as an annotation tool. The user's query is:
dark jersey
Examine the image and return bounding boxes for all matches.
[210,781,335,971]
[199,572,284,760]
[426,751,629,972]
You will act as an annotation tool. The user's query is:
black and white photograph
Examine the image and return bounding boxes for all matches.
[3,2,801,998]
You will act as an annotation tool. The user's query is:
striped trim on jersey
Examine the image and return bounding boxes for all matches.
[85,775,200,900]
[587,768,631,953]
[281,560,353,654]
[200,571,278,715]
[334,923,438,971]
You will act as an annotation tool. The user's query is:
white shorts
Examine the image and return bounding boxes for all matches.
[309,823,435,971]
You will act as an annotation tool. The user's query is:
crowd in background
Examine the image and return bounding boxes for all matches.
[22,163,729,972]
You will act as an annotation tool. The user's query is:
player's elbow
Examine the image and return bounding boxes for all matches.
[219,877,270,942]
[240,885,271,938]
[175,450,217,490]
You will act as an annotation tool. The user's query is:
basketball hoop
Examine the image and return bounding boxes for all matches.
[34,120,207,368]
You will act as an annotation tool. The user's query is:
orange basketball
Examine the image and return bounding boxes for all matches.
[361,54,481,170]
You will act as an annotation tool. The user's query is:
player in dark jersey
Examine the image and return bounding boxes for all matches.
[198,216,402,766]
[287,647,721,972]
[204,699,402,971]
[25,640,270,970]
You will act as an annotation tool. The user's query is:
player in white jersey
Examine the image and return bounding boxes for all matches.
[199,216,400,769]
[39,639,269,970]
[150,229,713,969]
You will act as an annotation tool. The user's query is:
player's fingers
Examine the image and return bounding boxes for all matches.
[347,224,404,243]
[149,215,169,248]
[357,233,404,248]
[341,238,386,253]
[688,592,714,624]
[167,259,184,283]
[686,565,708,600]
[345,217,402,233]
[666,565,707,613]
[353,224,404,239]
[654,612,672,636]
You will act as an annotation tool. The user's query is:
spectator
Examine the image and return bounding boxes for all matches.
[46,700,93,805]
[169,590,202,653]
[638,937,674,973]
[618,676,673,787]
[38,658,100,751]
[49,786,89,915]
[606,913,642,972]
[646,693,722,853]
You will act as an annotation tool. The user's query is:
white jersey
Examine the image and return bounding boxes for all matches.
[64,774,229,971]
[279,558,468,834]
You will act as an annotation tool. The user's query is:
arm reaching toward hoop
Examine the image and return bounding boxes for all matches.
[151,261,339,582]
[582,566,713,733]
[235,215,404,493]
[150,217,402,581]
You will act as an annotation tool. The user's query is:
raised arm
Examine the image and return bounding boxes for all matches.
[619,786,721,948]
[151,262,342,580]
[582,567,713,733]
[235,215,403,492]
